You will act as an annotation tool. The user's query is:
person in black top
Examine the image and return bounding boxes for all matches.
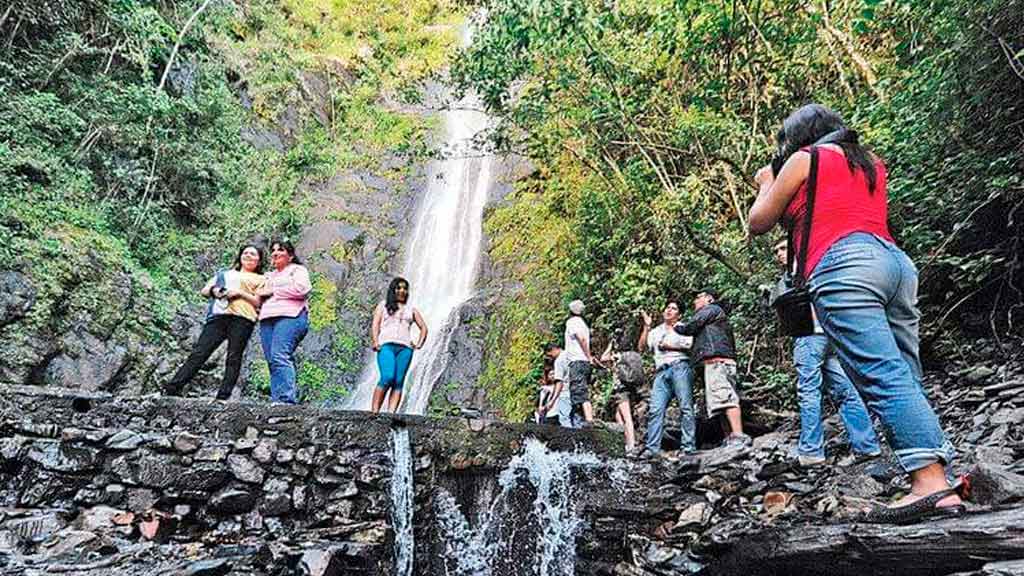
[674,289,750,448]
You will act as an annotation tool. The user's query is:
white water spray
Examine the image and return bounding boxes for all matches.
[433,438,602,576]
[390,427,415,575]
[347,28,494,414]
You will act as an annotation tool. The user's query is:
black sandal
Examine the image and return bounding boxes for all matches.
[860,476,971,525]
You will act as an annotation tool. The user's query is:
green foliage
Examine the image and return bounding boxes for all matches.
[297,360,349,403]
[250,358,271,394]
[1,0,465,392]
[428,381,464,418]
[461,0,1023,414]
[308,274,339,331]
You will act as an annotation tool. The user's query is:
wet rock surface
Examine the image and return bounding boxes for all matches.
[1,343,1023,576]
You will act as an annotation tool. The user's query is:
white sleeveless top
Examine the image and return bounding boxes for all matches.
[378,301,416,347]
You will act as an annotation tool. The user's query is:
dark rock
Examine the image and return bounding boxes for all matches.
[954,559,1024,576]
[261,492,292,516]
[4,512,65,543]
[252,439,278,464]
[195,446,229,462]
[210,489,256,515]
[969,463,1024,505]
[25,441,100,472]
[228,454,264,484]
[299,547,344,576]
[112,453,181,488]
[76,505,125,531]
[180,558,232,576]
[177,465,231,492]
[965,366,997,384]
[0,270,36,326]
[44,331,128,391]
[106,430,145,450]
[296,446,316,465]
[173,432,202,453]
[425,295,490,412]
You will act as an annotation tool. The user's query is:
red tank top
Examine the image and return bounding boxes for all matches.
[783,146,892,276]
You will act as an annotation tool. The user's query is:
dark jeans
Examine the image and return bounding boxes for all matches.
[167,314,255,399]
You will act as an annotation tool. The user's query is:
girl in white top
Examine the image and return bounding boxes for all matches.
[370,277,428,413]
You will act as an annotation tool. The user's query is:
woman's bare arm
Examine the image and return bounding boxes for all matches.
[748,151,811,235]
[412,308,428,348]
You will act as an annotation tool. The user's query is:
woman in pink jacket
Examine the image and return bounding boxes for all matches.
[258,239,312,404]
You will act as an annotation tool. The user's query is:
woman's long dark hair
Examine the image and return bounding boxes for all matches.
[231,244,265,272]
[775,103,878,194]
[385,276,409,315]
[269,238,302,265]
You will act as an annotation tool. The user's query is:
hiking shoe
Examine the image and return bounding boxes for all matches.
[798,454,827,468]
[634,448,660,460]
[838,452,881,468]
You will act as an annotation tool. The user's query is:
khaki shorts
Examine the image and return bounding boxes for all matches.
[704,361,740,416]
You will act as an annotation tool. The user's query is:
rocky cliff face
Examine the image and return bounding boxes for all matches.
[1,384,1022,576]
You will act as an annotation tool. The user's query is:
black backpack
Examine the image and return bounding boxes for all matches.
[615,351,645,386]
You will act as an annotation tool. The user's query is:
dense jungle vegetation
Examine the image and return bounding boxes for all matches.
[457,0,1024,418]
[2,0,1021,420]
[0,0,463,399]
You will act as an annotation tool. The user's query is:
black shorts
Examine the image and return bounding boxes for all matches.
[568,361,592,406]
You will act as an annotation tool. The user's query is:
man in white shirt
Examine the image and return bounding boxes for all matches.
[543,343,575,427]
[563,300,597,424]
[638,300,696,456]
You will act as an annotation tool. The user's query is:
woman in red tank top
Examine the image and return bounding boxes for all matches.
[748,104,965,524]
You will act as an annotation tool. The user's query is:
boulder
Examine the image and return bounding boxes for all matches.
[0,270,36,326]
[228,455,265,484]
[299,547,344,576]
[210,489,256,515]
[25,441,100,473]
[44,330,129,392]
[969,463,1024,505]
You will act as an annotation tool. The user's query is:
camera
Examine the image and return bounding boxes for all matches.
[758,283,775,312]
[771,149,790,177]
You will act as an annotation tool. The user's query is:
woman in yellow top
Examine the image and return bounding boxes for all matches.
[164,244,266,400]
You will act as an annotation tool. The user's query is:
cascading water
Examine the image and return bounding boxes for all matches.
[433,439,603,576]
[346,33,494,414]
[390,427,415,575]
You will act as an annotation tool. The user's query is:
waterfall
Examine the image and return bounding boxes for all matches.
[433,439,602,576]
[390,427,415,575]
[347,46,494,415]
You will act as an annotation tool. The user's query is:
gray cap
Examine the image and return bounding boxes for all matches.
[568,300,585,315]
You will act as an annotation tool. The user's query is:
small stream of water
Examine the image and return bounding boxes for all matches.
[390,427,415,575]
[432,438,602,576]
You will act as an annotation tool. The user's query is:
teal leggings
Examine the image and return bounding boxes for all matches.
[377,343,414,392]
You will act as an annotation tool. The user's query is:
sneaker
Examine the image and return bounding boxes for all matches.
[838,452,881,468]
[797,454,827,468]
[634,448,659,460]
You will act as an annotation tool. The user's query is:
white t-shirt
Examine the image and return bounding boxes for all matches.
[647,323,692,368]
[550,353,574,427]
[563,316,590,363]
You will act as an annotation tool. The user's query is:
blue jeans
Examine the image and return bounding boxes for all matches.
[377,343,414,392]
[794,334,881,458]
[645,362,696,453]
[259,310,309,404]
[810,233,954,472]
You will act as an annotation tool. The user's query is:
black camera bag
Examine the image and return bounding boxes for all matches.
[771,146,821,337]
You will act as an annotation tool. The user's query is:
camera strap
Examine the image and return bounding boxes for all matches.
[786,146,820,288]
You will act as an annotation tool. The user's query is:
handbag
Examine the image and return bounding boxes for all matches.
[771,146,821,337]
